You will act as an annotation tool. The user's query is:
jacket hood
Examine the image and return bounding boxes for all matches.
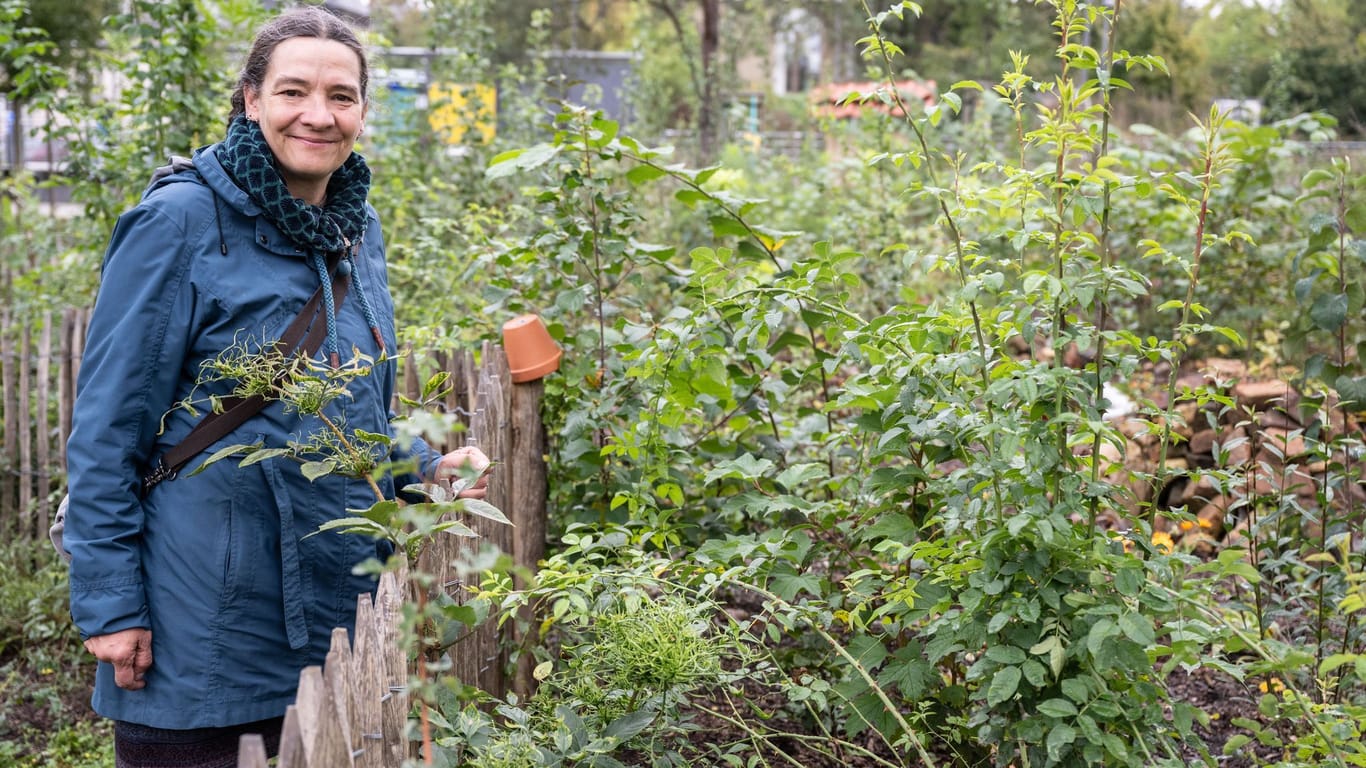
[191,143,264,218]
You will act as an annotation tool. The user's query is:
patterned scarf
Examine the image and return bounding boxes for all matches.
[216,115,384,366]
[216,115,371,254]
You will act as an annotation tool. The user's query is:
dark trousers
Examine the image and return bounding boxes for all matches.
[114,716,284,768]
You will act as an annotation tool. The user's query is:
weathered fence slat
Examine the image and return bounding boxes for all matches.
[17,325,32,536]
[58,309,74,472]
[276,706,305,767]
[236,734,268,768]
[352,594,385,768]
[325,627,358,762]
[1,309,17,529]
[376,570,408,766]
[36,314,51,535]
[299,665,353,767]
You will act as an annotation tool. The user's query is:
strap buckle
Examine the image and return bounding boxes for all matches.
[142,459,177,495]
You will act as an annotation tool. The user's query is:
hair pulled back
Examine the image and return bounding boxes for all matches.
[227,6,369,127]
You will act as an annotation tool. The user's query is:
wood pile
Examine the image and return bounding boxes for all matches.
[1098,358,1365,554]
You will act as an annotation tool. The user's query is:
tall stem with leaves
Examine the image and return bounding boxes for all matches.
[1149,108,1228,524]
[1087,0,1123,527]
[858,0,1004,524]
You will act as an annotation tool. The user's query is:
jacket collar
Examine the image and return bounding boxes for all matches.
[193,143,262,218]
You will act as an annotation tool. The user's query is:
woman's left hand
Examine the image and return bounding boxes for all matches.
[433,446,491,500]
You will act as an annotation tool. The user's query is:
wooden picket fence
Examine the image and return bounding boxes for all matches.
[237,571,412,768]
[237,343,550,766]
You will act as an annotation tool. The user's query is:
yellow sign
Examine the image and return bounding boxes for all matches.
[427,83,497,145]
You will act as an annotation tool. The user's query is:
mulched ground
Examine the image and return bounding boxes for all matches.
[0,649,104,758]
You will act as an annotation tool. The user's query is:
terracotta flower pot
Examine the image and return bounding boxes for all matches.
[502,313,562,383]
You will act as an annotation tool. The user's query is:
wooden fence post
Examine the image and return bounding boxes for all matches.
[510,376,548,699]
[36,313,52,535]
[17,323,32,538]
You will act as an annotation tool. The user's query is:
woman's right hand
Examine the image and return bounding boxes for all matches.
[85,628,153,690]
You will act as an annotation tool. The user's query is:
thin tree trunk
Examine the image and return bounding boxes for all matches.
[699,0,720,160]
[2,308,17,535]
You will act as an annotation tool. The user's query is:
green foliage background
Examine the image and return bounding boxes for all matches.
[3,0,1366,766]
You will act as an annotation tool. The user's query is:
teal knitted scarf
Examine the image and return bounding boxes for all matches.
[217,114,371,253]
[217,115,384,365]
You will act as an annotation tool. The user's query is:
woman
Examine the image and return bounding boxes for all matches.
[65,8,486,766]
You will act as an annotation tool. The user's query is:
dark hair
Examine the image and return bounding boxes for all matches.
[227,6,369,127]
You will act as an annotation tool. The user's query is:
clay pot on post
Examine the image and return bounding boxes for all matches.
[502,314,562,383]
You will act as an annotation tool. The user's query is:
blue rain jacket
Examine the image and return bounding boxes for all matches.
[65,143,439,728]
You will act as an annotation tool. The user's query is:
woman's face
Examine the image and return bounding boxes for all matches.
[243,37,366,206]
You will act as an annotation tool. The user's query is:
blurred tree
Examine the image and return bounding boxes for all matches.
[1188,0,1277,103]
[878,0,1055,86]
[1119,0,1202,107]
[0,0,112,168]
[1262,0,1366,133]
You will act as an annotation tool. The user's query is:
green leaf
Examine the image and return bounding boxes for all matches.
[709,215,750,239]
[422,371,450,400]
[1301,168,1335,188]
[1223,734,1251,755]
[986,666,1021,707]
[1061,678,1090,703]
[603,708,655,742]
[301,459,338,482]
[485,143,559,179]
[675,189,710,208]
[459,499,513,526]
[1046,723,1077,761]
[310,517,385,538]
[1037,698,1078,718]
[625,164,667,185]
[1087,618,1117,657]
[1335,375,1366,409]
[986,645,1026,665]
[775,462,827,491]
[1118,612,1156,647]
[353,429,391,446]
[770,570,822,601]
[188,442,262,476]
[434,519,478,538]
[703,454,775,483]
[238,447,291,467]
[1320,653,1358,675]
[1347,204,1366,234]
[1310,293,1348,332]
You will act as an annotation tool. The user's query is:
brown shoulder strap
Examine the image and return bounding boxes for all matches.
[142,257,352,495]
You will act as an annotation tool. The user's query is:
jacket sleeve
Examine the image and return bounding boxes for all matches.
[66,204,194,639]
[388,418,443,488]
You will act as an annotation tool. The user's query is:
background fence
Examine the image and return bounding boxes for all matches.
[0,306,87,542]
